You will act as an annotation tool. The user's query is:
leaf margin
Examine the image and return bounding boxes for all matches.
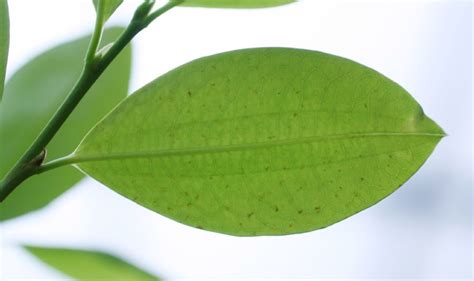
[0,0,9,101]
[179,0,296,9]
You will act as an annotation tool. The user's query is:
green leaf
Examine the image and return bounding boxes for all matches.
[0,0,9,100]
[24,246,159,280]
[0,27,131,221]
[180,0,296,8]
[93,0,123,24]
[73,48,444,236]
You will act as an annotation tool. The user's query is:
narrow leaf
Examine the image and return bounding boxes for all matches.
[180,0,296,8]
[74,48,444,236]
[0,0,9,100]
[25,246,159,280]
[93,0,123,24]
[0,27,131,221]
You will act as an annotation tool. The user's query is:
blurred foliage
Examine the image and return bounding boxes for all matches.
[0,27,131,221]
[25,245,160,280]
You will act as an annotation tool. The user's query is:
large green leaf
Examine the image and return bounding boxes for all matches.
[25,246,159,280]
[0,0,9,100]
[0,27,131,221]
[73,48,444,236]
[93,0,123,25]
[180,0,296,8]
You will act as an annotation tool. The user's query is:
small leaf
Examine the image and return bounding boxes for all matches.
[180,0,296,8]
[74,48,444,236]
[0,27,131,221]
[93,0,123,24]
[0,0,9,100]
[25,246,159,280]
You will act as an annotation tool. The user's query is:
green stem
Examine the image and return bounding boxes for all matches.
[85,0,105,63]
[36,155,77,175]
[143,0,184,28]
[0,0,181,202]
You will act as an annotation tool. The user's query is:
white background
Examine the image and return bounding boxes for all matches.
[0,0,472,280]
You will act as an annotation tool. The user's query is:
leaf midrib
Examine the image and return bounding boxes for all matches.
[61,131,444,166]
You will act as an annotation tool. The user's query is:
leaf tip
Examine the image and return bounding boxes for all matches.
[22,244,40,255]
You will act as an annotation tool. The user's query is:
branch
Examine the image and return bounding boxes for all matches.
[0,0,182,202]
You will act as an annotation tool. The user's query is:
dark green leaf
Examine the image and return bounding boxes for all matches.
[0,0,9,100]
[73,48,444,236]
[93,0,123,24]
[0,27,131,221]
[180,0,296,8]
[25,246,159,280]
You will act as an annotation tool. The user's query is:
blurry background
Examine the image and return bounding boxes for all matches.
[0,0,472,280]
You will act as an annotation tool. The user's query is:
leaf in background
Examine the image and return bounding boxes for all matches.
[180,0,296,8]
[25,246,159,281]
[0,27,131,221]
[93,0,123,25]
[73,48,444,236]
[0,0,9,100]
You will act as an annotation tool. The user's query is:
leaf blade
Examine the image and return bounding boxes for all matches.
[74,48,444,236]
[0,0,9,100]
[0,27,131,221]
[180,0,296,8]
[25,246,159,281]
[93,0,123,24]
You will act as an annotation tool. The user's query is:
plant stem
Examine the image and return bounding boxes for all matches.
[85,0,105,64]
[143,0,184,28]
[0,0,182,202]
